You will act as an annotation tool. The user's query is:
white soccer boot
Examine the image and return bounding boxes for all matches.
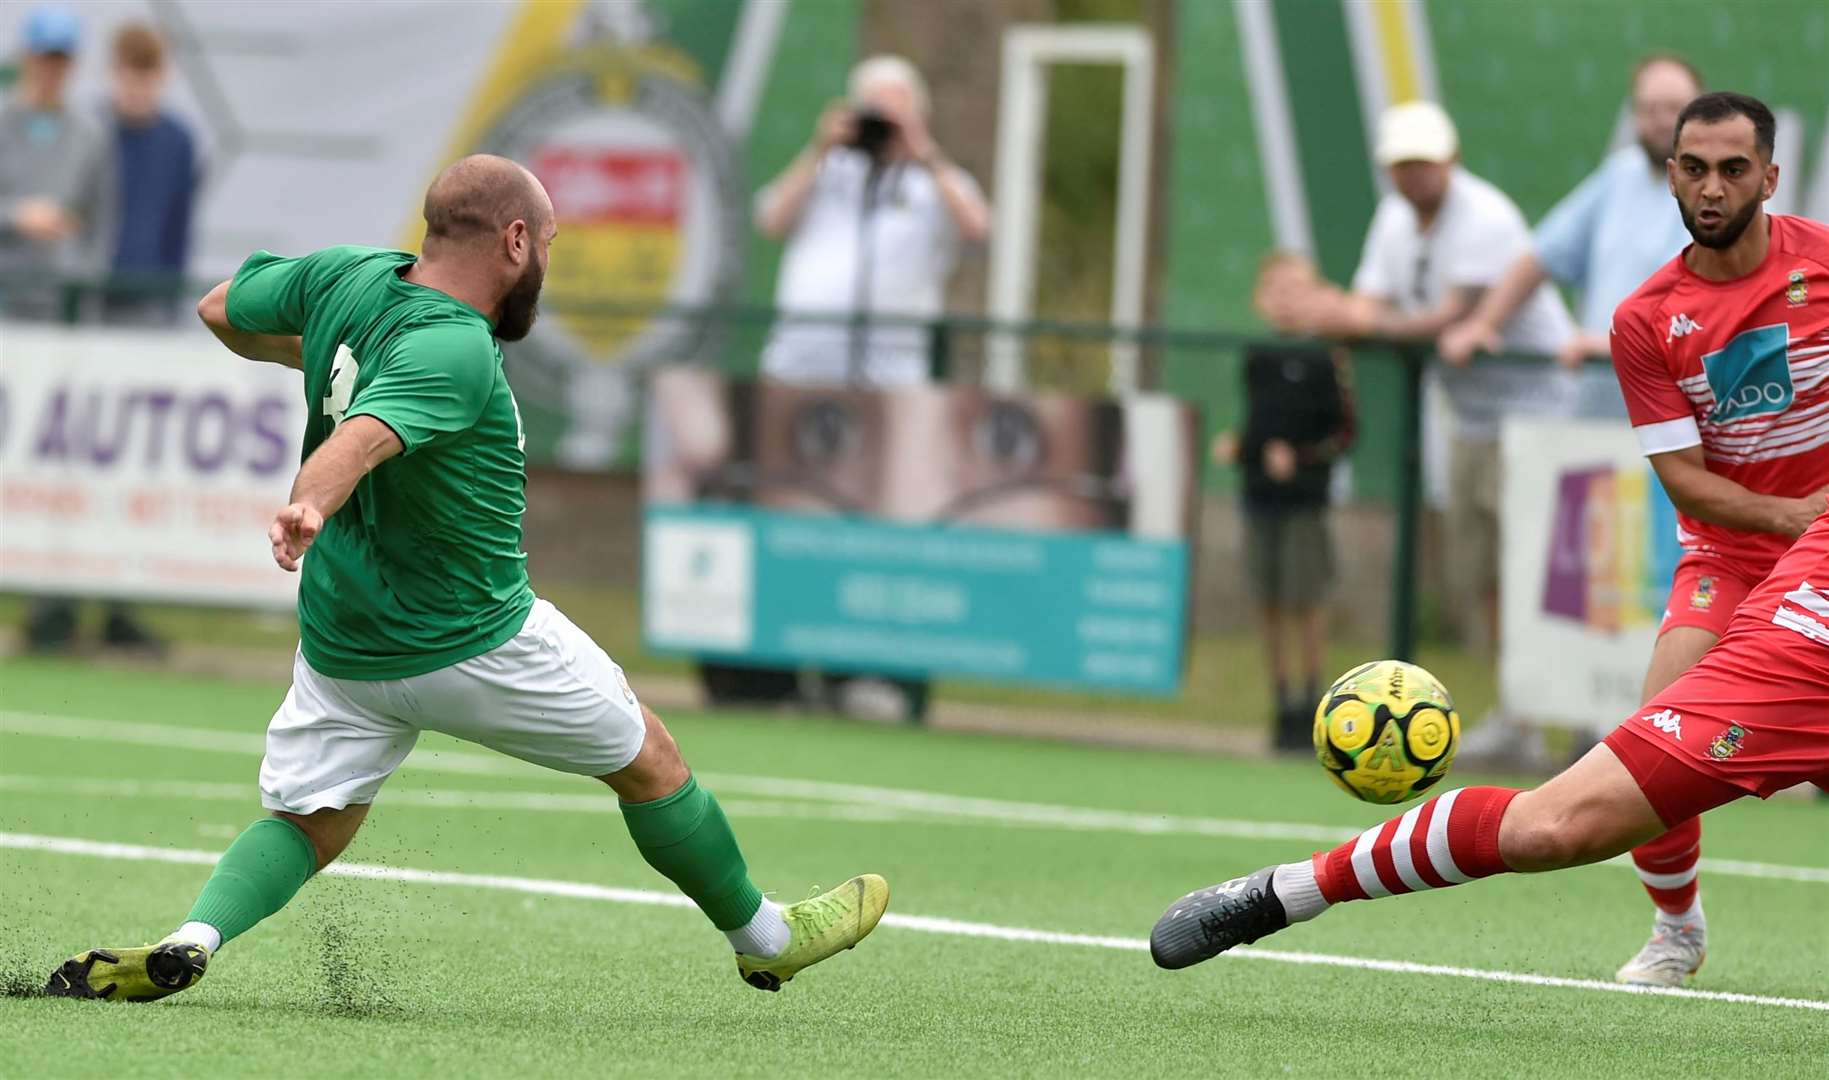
[1615,920,1706,986]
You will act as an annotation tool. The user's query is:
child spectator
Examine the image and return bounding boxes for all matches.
[1213,253,1356,748]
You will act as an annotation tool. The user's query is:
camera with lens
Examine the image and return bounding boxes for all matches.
[850,106,897,158]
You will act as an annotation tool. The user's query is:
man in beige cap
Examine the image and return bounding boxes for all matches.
[1286,100,1575,742]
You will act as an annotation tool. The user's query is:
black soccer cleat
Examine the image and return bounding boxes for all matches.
[1150,866,1289,970]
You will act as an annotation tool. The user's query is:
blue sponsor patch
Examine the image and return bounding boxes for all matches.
[1703,323,1793,422]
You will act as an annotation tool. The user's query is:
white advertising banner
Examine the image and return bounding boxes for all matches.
[0,323,303,608]
[0,1,765,469]
[1499,420,1682,732]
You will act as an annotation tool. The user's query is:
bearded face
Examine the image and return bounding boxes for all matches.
[1677,188,1761,250]
[493,254,545,342]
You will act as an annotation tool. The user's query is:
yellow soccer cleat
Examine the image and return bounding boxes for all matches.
[736,874,889,992]
[43,939,210,1002]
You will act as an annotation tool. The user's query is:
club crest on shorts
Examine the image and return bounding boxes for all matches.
[1786,269,1809,307]
[1689,575,1717,611]
[1708,724,1747,761]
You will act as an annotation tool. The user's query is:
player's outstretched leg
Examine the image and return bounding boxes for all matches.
[1150,746,1671,969]
[45,808,358,1001]
[610,707,888,992]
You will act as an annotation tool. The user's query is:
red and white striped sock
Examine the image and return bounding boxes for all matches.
[1272,787,1522,922]
[1630,817,1704,925]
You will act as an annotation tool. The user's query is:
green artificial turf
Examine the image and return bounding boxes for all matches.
[2,657,1823,1078]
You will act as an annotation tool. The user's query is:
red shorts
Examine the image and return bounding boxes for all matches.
[1605,519,1829,826]
[1658,553,1764,638]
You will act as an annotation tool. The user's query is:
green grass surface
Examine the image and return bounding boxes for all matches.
[3,657,1822,1078]
[0,587,1501,729]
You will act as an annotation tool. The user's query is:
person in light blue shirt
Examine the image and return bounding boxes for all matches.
[1440,56,1702,380]
[1534,141,1696,338]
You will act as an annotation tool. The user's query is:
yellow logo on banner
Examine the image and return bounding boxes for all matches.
[478,45,739,365]
[399,0,745,467]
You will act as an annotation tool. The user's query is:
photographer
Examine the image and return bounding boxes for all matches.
[723,56,988,721]
[755,54,989,387]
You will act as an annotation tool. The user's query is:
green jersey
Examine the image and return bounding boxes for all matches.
[227,245,535,679]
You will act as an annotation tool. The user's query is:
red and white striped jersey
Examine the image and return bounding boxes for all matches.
[1611,213,1829,577]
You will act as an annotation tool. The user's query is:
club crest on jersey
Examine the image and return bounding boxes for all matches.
[1786,269,1808,307]
[1702,323,1793,423]
[1666,313,1704,340]
[1689,575,1716,611]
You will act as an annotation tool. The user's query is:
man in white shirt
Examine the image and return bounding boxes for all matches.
[1439,56,1702,405]
[755,55,989,387]
[1290,101,1576,658]
[727,58,988,721]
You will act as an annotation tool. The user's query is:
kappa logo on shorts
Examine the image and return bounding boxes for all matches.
[1708,724,1747,761]
[1643,708,1683,740]
[1689,575,1717,611]
[1702,323,1793,423]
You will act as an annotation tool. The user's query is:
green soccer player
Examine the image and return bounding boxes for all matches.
[45,155,887,1002]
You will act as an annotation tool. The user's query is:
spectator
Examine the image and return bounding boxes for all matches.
[1212,253,1355,749]
[5,9,154,652]
[1287,101,1575,670]
[1440,55,1703,411]
[718,55,990,722]
[755,54,990,387]
[0,5,116,321]
[104,21,198,324]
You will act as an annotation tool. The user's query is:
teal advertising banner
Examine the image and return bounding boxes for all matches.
[642,504,1190,694]
[641,370,1201,694]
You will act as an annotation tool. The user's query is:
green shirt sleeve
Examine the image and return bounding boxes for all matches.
[344,323,498,454]
[225,245,367,335]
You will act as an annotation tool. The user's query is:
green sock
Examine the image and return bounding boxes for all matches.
[184,816,318,947]
[620,776,764,931]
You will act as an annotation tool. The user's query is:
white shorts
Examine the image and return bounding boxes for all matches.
[259,598,647,814]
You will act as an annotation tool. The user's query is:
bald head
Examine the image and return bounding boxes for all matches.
[422,154,552,252]
[411,154,555,341]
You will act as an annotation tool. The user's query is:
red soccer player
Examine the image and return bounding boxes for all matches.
[1148,92,1829,977]
[1601,90,1829,985]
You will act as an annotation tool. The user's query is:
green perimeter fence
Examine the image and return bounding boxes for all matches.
[9,273,1586,668]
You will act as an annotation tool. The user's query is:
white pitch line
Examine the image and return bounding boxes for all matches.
[4,712,1827,886]
[0,711,1357,843]
[3,830,1826,1014]
[0,774,937,827]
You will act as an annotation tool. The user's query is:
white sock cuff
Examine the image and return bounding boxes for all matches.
[174,920,222,952]
[723,898,790,958]
[1272,860,1329,923]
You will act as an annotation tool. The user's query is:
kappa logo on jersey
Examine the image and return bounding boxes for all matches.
[1786,269,1809,307]
[1666,313,1705,341]
[1708,724,1748,761]
[1643,708,1683,740]
[1702,323,1793,423]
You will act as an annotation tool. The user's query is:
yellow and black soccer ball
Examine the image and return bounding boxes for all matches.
[1313,660,1460,805]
